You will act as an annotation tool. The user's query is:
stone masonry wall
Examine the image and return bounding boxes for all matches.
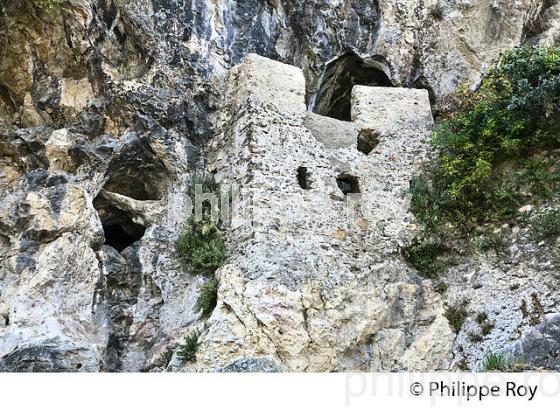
[194,54,455,372]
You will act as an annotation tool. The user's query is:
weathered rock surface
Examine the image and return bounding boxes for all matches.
[0,0,559,372]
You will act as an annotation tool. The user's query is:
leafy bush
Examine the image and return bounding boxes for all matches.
[472,228,508,253]
[403,241,448,279]
[482,352,509,371]
[411,47,560,235]
[175,175,226,275]
[531,209,560,240]
[176,175,225,319]
[195,277,218,317]
[429,4,444,20]
[444,300,469,333]
[177,332,200,364]
[482,351,523,372]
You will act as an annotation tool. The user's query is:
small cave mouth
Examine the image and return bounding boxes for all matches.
[94,195,146,252]
[312,52,393,121]
[102,220,145,252]
[297,166,311,190]
[337,174,360,195]
[357,129,380,155]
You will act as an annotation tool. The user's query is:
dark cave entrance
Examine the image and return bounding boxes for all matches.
[312,52,393,121]
[337,174,360,195]
[102,219,146,252]
[93,195,146,252]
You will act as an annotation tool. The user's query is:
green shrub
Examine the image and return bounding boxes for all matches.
[482,352,508,371]
[411,46,560,235]
[444,300,469,333]
[429,4,444,20]
[403,241,448,279]
[472,228,508,253]
[480,321,495,336]
[175,224,226,274]
[531,209,560,240]
[468,332,483,343]
[433,280,448,293]
[175,174,226,275]
[195,277,218,317]
[482,351,523,372]
[476,312,487,324]
[177,332,200,364]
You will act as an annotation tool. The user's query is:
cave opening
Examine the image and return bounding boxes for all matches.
[297,166,311,190]
[94,195,146,252]
[102,219,145,252]
[312,52,393,121]
[337,174,360,195]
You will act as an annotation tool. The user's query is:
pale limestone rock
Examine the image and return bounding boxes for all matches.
[1,0,559,373]
[60,78,94,110]
[46,129,75,172]
[20,93,43,127]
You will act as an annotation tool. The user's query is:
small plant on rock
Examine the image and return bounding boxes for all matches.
[195,277,218,317]
[472,228,508,253]
[429,3,444,20]
[410,46,560,237]
[482,351,523,372]
[403,241,448,279]
[177,332,200,364]
[176,174,226,319]
[175,175,226,275]
[531,209,560,240]
[444,300,469,333]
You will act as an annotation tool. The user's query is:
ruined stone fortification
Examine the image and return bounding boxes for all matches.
[1,1,560,372]
[193,54,453,371]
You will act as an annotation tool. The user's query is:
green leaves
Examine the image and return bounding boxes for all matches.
[411,46,560,234]
[175,216,226,275]
[175,175,226,319]
[403,241,448,279]
[195,277,218,317]
[177,332,200,364]
[175,175,227,276]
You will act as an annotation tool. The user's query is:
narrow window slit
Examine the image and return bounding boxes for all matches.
[297,167,311,190]
[357,129,380,155]
[337,174,360,195]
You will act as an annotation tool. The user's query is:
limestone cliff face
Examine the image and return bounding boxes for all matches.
[0,0,559,372]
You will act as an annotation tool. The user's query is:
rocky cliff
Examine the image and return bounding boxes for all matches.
[0,0,559,372]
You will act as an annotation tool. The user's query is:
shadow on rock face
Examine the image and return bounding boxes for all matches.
[0,344,98,372]
[512,314,560,371]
